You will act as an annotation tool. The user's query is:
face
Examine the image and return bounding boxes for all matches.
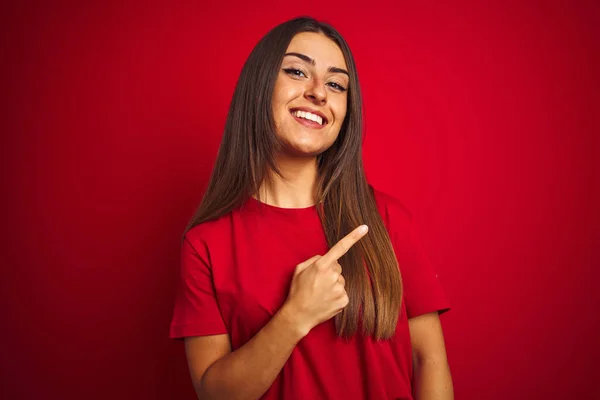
[271,32,349,157]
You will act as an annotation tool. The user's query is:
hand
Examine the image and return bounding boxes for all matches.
[282,225,369,336]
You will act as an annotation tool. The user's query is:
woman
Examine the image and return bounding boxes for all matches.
[170,16,454,400]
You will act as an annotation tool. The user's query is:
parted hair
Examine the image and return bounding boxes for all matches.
[185,16,402,340]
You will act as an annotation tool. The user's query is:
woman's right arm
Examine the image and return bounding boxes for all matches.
[184,225,369,400]
[185,304,303,400]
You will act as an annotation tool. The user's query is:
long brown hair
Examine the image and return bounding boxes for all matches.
[185,17,402,340]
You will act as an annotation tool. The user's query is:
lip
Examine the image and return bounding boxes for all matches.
[289,107,329,125]
[291,112,326,129]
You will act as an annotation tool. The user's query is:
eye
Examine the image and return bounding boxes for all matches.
[283,68,307,78]
[327,82,347,92]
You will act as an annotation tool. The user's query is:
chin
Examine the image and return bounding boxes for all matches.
[282,143,324,157]
[292,148,322,157]
[277,130,334,157]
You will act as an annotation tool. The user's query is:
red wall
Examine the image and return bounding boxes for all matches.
[2,1,598,399]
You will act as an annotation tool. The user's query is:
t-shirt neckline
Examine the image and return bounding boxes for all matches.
[246,195,318,214]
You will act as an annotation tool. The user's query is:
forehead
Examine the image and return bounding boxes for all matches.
[285,32,347,70]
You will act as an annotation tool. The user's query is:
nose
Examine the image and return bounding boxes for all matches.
[304,78,327,105]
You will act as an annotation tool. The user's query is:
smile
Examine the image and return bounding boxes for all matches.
[290,109,328,128]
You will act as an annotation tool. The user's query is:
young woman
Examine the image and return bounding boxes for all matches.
[170,17,454,400]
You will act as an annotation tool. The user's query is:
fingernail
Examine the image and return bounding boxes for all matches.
[359,225,368,234]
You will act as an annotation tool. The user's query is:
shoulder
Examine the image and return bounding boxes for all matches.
[370,184,413,224]
[369,184,413,241]
[183,211,236,251]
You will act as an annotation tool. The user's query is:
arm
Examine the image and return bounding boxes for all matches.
[409,312,454,400]
[184,226,368,400]
[186,305,304,400]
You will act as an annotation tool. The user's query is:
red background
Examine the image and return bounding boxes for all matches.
[2,1,598,399]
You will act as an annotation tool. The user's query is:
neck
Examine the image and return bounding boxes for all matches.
[255,154,319,208]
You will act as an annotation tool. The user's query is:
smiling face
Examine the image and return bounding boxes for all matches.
[271,32,349,157]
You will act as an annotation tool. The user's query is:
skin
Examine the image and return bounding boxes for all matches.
[258,31,348,208]
[271,32,348,158]
[410,313,455,399]
[184,32,453,400]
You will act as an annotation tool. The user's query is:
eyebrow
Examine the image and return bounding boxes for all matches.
[284,52,349,76]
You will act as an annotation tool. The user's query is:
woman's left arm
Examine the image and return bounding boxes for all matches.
[409,312,454,400]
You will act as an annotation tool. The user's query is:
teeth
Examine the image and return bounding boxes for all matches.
[292,110,324,125]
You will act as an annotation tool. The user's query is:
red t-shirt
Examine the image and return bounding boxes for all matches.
[170,187,451,399]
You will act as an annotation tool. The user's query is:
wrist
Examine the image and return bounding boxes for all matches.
[276,302,311,341]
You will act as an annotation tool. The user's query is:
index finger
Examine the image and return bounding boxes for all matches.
[320,225,368,265]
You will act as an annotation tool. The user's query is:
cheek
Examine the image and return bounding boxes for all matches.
[271,87,283,113]
[271,85,292,132]
[272,79,299,107]
[332,99,348,127]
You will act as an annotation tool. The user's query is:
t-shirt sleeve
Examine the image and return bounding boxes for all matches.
[397,217,451,319]
[385,196,451,319]
[169,235,228,339]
